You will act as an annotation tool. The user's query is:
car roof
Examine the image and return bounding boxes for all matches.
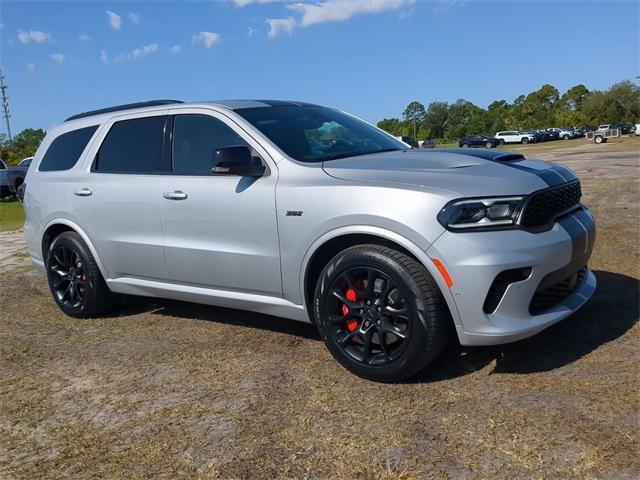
[63,99,320,123]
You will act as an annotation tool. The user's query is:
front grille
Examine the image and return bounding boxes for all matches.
[529,267,586,315]
[521,181,581,228]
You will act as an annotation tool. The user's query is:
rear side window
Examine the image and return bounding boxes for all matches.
[94,116,166,174]
[39,125,98,171]
[172,114,248,175]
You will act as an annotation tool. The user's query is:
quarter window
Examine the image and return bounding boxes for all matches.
[94,116,166,174]
[39,125,98,171]
[172,114,249,175]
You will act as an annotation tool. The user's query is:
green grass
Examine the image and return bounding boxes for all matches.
[0,199,25,232]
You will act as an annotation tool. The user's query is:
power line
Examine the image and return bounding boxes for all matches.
[0,70,12,141]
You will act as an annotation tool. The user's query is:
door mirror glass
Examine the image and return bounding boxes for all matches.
[211,145,265,177]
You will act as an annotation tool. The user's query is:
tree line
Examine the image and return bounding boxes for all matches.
[377,80,640,142]
[1,80,638,164]
[1,129,46,166]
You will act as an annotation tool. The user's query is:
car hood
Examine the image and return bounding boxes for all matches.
[322,149,576,197]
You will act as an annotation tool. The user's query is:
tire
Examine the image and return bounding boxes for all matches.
[461,143,469,148]
[313,245,450,382]
[498,139,505,145]
[595,135,604,144]
[521,137,529,144]
[46,231,117,318]
[485,142,493,149]
[563,134,569,140]
[10,177,23,195]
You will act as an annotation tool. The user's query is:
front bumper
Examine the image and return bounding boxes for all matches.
[428,206,596,346]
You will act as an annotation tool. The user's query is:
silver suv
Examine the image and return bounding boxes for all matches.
[23,100,596,382]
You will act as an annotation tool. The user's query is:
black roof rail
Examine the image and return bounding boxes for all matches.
[65,100,184,122]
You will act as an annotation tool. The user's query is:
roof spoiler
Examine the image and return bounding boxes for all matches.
[65,100,184,122]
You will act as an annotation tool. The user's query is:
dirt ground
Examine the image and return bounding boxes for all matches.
[0,142,638,479]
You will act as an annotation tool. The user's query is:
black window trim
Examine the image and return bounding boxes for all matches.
[90,115,171,175]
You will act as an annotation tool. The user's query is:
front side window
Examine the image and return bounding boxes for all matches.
[39,125,98,171]
[236,106,405,163]
[172,114,249,175]
[94,116,166,174]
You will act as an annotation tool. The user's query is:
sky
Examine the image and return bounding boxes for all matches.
[0,0,638,134]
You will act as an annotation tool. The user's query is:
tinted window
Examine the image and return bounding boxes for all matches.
[94,116,166,174]
[39,126,98,171]
[172,115,248,175]
[236,106,405,163]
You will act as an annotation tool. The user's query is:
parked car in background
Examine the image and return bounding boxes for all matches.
[22,99,596,382]
[634,124,640,136]
[494,131,536,144]
[519,130,544,143]
[396,136,418,148]
[458,134,499,148]
[420,138,436,148]
[611,123,633,134]
[6,157,33,195]
[545,129,560,140]
[547,128,575,140]
[0,159,9,199]
[529,129,550,142]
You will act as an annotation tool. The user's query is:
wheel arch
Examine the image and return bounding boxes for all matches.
[41,219,110,280]
[301,227,460,326]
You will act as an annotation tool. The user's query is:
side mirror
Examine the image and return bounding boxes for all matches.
[211,146,266,177]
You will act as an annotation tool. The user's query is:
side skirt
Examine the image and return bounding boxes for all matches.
[107,277,310,323]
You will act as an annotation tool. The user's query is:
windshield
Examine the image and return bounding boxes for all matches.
[235,105,405,163]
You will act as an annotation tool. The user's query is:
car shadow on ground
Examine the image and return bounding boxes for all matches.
[417,270,639,382]
[110,270,638,382]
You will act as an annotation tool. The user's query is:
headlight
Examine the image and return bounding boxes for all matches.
[437,197,525,230]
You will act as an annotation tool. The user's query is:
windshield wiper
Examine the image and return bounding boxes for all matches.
[318,148,404,162]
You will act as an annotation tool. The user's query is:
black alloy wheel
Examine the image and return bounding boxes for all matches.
[314,245,450,382]
[49,245,88,310]
[323,266,412,366]
[46,231,116,318]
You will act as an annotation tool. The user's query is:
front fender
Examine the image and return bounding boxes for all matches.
[298,225,462,326]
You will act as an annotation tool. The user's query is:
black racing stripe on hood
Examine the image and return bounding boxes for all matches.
[507,162,567,186]
[551,164,577,182]
[428,148,570,187]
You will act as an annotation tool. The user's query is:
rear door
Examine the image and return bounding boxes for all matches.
[159,109,281,296]
[70,112,169,280]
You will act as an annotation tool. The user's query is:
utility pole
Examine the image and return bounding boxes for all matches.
[0,70,12,141]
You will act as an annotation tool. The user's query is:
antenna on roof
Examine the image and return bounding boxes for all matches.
[0,70,12,141]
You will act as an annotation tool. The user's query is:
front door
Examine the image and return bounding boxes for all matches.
[159,111,282,297]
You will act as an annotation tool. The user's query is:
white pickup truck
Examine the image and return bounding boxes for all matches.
[494,130,536,145]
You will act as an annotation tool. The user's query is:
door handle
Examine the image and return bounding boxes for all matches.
[73,188,92,197]
[163,190,188,200]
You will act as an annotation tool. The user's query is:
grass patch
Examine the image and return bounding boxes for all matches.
[0,199,25,232]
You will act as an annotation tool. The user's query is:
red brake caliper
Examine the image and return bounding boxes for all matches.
[343,288,359,332]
